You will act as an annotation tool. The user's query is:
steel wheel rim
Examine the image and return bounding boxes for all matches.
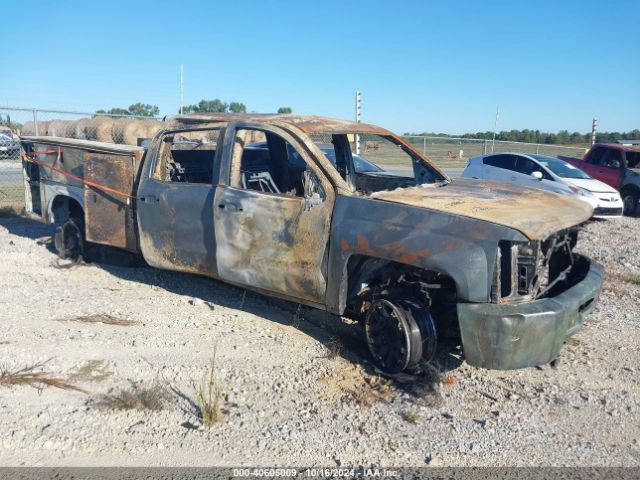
[365,299,412,373]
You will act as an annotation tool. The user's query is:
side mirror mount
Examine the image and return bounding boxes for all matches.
[531,171,544,181]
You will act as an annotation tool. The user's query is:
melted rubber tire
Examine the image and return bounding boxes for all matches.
[398,299,438,362]
[365,299,422,374]
[54,217,85,261]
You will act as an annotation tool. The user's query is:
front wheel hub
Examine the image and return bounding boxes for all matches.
[365,299,421,374]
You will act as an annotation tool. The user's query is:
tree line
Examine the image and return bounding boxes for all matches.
[94,100,293,116]
[406,128,640,145]
[95,103,160,117]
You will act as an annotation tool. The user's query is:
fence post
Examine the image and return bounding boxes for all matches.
[536,144,540,154]
[33,109,38,136]
[355,90,361,155]
[483,140,487,154]
[423,136,426,155]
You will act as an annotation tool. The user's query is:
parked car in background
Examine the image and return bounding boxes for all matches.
[559,144,640,215]
[463,153,623,218]
[0,127,20,158]
[247,141,386,174]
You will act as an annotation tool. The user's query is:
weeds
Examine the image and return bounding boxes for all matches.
[565,337,582,347]
[0,359,86,393]
[620,273,640,285]
[68,360,112,383]
[95,383,167,410]
[401,410,420,424]
[58,314,136,326]
[194,348,223,428]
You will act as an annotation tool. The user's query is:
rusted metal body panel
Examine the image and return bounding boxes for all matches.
[21,138,143,242]
[214,187,332,304]
[325,195,527,312]
[135,133,219,277]
[136,181,218,276]
[167,113,391,136]
[83,151,137,251]
[212,121,335,305]
[371,179,594,241]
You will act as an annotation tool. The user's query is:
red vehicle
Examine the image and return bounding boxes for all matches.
[561,144,640,215]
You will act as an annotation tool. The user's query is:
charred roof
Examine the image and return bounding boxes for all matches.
[167,113,390,135]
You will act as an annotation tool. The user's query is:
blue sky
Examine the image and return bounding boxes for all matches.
[1,0,638,134]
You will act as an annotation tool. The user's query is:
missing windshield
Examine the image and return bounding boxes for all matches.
[309,133,445,194]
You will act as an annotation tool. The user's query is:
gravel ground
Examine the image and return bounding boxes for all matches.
[0,214,638,467]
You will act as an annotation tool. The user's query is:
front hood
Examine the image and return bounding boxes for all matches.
[566,178,618,193]
[370,178,593,240]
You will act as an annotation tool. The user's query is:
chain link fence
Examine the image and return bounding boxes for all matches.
[0,106,589,209]
[402,135,588,168]
[0,106,163,210]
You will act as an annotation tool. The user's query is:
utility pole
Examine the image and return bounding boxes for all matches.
[180,64,184,115]
[491,106,499,152]
[355,90,361,155]
[591,117,597,146]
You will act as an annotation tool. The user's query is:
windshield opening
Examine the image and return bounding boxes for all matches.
[308,133,445,194]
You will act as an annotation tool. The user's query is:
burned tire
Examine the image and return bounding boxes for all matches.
[622,190,638,217]
[365,299,423,374]
[54,217,85,261]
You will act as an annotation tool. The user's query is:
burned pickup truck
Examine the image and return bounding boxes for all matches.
[21,113,603,373]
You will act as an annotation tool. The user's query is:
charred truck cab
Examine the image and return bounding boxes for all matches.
[20,113,604,374]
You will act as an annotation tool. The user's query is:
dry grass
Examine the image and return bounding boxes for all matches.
[619,273,640,285]
[68,360,112,383]
[0,359,86,393]
[401,410,420,424]
[194,348,223,428]
[95,384,167,411]
[565,337,582,347]
[58,314,136,326]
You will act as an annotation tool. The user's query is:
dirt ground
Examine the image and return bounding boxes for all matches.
[0,213,638,467]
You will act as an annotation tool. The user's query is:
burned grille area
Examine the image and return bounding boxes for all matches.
[492,229,588,303]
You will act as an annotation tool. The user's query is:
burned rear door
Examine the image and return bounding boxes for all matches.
[214,123,334,306]
[136,127,223,277]
[83,151,137,251]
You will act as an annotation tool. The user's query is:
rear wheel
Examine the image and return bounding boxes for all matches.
[54,217,85,261]
[623,190,638,216]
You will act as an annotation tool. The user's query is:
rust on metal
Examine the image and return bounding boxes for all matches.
[371,179,593,240]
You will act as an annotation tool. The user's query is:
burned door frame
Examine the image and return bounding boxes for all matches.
[214,121,335,307]
[136,125,225,276]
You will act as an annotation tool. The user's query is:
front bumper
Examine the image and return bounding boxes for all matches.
[581,194,623,218]
[457,255,604,370]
